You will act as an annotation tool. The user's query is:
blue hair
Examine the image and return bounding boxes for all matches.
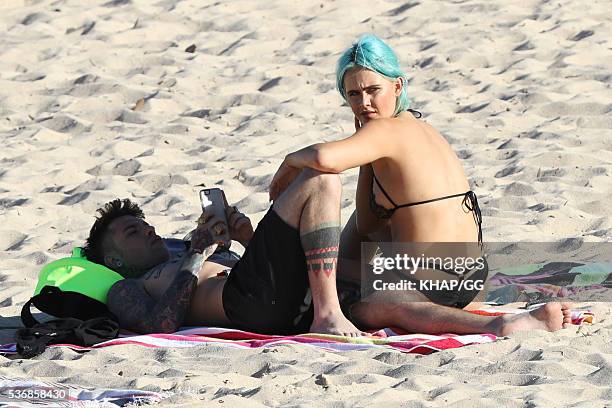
[336,34,410,116]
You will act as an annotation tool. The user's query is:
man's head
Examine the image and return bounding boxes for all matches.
[82,199,170,278]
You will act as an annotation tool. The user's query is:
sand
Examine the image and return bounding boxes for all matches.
[0,0,610,406]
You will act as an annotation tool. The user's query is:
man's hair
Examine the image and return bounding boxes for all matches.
[82,198,145,265]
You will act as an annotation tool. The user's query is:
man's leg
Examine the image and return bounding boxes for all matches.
[273,169,364,336]
[350,295,573,336]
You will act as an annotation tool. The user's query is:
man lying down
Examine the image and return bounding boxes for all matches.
[83,172,573,338]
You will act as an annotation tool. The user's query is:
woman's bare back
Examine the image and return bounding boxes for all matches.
[370,112,480,243]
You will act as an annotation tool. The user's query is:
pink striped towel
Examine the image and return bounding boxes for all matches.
[0,307,593,356]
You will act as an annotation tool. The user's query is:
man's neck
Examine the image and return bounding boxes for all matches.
[117,265,148,279]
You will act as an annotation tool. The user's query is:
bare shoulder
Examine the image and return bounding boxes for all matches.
[359,117,397,134]
[390,114,447,148]
[359,116,421,142]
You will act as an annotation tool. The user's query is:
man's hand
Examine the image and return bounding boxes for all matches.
[269,159,300,202]
[180,248,212,277]
[226,206,253,247]
[193,210,229,251]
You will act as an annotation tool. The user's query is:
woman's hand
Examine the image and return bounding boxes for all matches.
[269,159,300,202]
[226,206,254,247]
[354,116,362,132]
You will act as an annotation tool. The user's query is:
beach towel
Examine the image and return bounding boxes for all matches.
[486,261,612,304]
[0,375,164,407]
[0,307,593,357]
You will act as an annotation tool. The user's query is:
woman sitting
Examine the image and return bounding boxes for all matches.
[270,33,483,299]
[269,35,571,335]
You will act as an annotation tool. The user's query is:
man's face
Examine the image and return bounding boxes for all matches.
[106,215,170,273]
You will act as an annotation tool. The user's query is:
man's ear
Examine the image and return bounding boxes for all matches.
[102,234,124,270]
[104,254,123,270]
[394,77,404,97]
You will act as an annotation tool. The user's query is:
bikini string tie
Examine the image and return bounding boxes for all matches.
[462,191,483,246]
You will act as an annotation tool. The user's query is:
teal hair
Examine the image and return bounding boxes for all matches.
[336,34,410,116]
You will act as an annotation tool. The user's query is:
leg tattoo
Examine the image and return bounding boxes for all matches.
[301,225,340,278]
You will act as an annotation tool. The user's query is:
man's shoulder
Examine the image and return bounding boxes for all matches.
[108,278,145,302]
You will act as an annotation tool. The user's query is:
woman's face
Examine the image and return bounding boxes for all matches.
[343,67,403,125]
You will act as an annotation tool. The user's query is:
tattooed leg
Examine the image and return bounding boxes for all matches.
[301,224,342,319]
[302,225,340,278]
[271,168,364,336]
[301,223,361,337]
[298,175,364,336]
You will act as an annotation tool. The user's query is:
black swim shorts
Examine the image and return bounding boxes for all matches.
[222,208,313,335]
[413,258,489,309]
[344,257,489,311]
[388,258,490,309]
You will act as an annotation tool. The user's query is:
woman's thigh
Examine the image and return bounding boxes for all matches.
[339,211,391,259]
[338,210,391,282]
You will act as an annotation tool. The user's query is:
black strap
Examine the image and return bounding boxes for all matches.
[372,169,469,210]
[20,296,39,328]
[21,286,117,328]
[462,191,483,246]
[15,317,119,358]
[396,191,469,209]
[407,108,423,118]
[371,169,483,245]
[372,172,399,208]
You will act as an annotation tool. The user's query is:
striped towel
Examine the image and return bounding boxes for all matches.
[0,327,497,355]
[0,375,164,407]
[0,307,593,357]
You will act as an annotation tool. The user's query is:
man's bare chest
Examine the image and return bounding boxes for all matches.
[139,258,229,300]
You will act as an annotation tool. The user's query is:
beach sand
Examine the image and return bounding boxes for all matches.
[0,0,610,406]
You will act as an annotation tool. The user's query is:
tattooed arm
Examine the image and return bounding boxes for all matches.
[107,229,218,334]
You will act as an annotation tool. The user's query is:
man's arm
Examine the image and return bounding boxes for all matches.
[107,250,208,334]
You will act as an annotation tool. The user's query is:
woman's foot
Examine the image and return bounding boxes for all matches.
[496,302,573,336]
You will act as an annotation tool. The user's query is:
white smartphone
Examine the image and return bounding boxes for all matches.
[199,188,230,247]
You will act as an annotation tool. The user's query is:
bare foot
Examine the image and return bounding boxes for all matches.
[310,314,366,337]
[496,302,573,336]
[562,304,573,328]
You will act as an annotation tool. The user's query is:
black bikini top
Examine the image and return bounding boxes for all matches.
[406,109,422,118]
[369,172,483,245]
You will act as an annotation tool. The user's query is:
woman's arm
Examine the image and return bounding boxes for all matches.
[270,119,396,201]
[285,119,394,173]
[355,164,387,234]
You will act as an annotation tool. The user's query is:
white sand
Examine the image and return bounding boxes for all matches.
[0,0,610,406]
